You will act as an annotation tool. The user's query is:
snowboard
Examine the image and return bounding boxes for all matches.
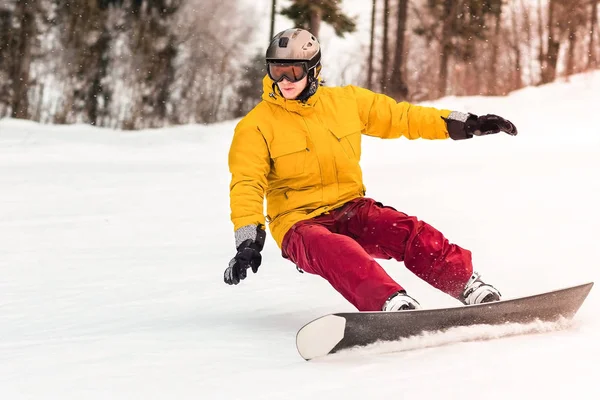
[296,282,593,360]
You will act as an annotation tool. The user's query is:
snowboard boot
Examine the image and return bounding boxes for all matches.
[383,290,421,311]
[461,271,502,305]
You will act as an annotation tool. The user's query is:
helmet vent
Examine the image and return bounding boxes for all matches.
[279,37,289,48]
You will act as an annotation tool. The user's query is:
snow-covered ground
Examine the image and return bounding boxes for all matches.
[1,72,599,399]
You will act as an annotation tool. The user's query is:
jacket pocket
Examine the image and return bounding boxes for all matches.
[330,124,362,161]
[270,137,308,179]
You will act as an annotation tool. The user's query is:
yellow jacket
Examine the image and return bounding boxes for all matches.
[229,76,452,249]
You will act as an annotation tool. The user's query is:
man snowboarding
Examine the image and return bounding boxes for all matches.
[225,28,517,312]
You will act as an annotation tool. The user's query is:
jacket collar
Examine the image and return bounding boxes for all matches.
[261,75,320,115]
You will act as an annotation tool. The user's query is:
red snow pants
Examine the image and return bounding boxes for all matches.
[281,197,473,311]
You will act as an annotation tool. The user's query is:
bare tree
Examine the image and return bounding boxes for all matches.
[10,0,39,119]
[588,0,598,69]
[488,7,503,95]
[173,0,257,124]
[367,0,376,90]
[0,3,13,116]
[509,1,523,90]
[539,0,560,84]
[54,0,112,126]
[380,0,390,93]
[438,0,455,97]
[520,0,535,87]
[537,0,589,83]
[388,0,408,99]
[126,1,181,129]
[270,0,277,41]
[566,17,577,77]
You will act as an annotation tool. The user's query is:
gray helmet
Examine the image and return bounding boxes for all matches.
[266,28,321,74]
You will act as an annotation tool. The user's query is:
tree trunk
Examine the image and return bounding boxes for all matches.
[520,0,534,87]
[541,0,560,84]
[511,2,523,90]
[537,0,545,83]
[588,0,598,69]
[438,0,454,98]
[56,0,112,126]
[309,7,322,38]
[130,3,180,128]
[566,22,577,76]
[380,0,390,93]
[388,0,408,100]
[488,9,503,95]
[156,39,177,124]
[0,8,12,115]
[11,1,36,119]
[87,29,111,126]
[367,0,376,90]
[270,0,277,41]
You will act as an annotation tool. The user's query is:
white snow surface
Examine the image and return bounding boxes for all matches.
[1,72,600,399]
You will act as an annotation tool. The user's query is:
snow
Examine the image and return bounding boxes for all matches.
[1,72,600,399]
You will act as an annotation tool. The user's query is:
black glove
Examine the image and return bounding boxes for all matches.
[466,114,518,137]
[444,112,518,140]
[224,225,266,285]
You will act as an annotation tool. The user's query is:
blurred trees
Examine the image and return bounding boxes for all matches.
[0,0,44,119]
[280,0,356,38]
[417,0,504,97]
[126,0,181,128]
[0,0,256,129]
[365,0,600,101]
[53,0,113,126]
[231,53,266,119]
[0,0,599,129]
[538,0,590,84]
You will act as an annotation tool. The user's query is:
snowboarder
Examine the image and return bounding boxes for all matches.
[225,28,517,312]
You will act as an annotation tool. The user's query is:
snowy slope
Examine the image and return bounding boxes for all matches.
[1,72,600,399]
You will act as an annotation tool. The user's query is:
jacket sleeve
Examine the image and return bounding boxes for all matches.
[350,85,452,140]
[228,120,270,232]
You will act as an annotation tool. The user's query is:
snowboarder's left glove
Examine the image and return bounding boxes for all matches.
[444,112,518,140]
[224,224,266,285]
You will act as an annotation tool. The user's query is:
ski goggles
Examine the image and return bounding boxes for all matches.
[267,62,308,83]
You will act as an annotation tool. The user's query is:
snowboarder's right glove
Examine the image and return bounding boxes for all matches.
[224,224,266,285]
[444,112,518,140]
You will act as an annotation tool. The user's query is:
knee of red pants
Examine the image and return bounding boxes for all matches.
[404,221,473,298]
[350,203,474,299]
[282,222,403,311]
[344,199,418,258]
[281,223,325,274]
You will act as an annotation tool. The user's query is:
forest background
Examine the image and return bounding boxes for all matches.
[1,0,598,130]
